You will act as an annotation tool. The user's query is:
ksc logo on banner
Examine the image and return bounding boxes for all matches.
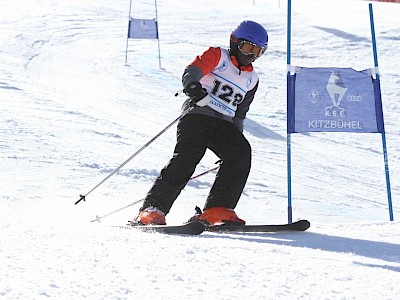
[291,67,378,133]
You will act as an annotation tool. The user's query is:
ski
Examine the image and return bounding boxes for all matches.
[116,219,310,235]
[205,219,310,233]
[120,220,205,235]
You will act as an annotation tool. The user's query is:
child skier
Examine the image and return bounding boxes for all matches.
[134,20,269,226]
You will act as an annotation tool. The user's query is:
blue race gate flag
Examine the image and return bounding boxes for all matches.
[125,16,161,66]
[128,18,158,39]
[285,3,393,223]
[287,67,384,134]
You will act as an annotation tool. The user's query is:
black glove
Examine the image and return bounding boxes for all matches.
[183,82,208,103]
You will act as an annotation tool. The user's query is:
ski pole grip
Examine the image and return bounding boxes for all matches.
[75,194,86,205]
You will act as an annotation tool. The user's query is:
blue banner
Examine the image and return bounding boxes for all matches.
[287,67,382,133]
[128,18,158,39]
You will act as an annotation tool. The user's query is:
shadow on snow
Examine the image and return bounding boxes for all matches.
[202,231,400,266]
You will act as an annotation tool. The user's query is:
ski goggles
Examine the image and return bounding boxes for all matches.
[238,40,267,58]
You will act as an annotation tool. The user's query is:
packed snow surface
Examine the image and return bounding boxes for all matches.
[1,0,399,299]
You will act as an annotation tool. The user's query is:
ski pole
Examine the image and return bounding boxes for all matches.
[90,197,144,222]
[189,160,222,180]
[90,161,222,222]
[76,107,192,205]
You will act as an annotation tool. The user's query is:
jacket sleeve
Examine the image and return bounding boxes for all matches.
[182,47,221,88]
[233,80,259,132]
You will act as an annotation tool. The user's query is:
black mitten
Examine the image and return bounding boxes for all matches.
[183,82,208,103]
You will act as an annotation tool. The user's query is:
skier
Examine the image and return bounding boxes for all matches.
[134,20,269,226]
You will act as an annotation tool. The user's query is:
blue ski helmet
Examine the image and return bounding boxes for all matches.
[231,20,268,50]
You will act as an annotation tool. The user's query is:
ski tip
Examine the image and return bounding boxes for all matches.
[186,220,206,235]
[295,219,311,231]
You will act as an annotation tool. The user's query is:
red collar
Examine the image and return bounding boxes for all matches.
[230,55,254,72]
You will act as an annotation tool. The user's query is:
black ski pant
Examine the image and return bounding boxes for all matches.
[141,113,251,215]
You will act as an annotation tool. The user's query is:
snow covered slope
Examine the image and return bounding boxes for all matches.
[1,0,399,299]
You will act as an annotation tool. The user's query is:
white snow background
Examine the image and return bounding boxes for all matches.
[1,0,400,299]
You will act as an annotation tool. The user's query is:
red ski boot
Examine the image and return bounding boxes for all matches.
[135,207,166,225]
[190,206,245,226]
